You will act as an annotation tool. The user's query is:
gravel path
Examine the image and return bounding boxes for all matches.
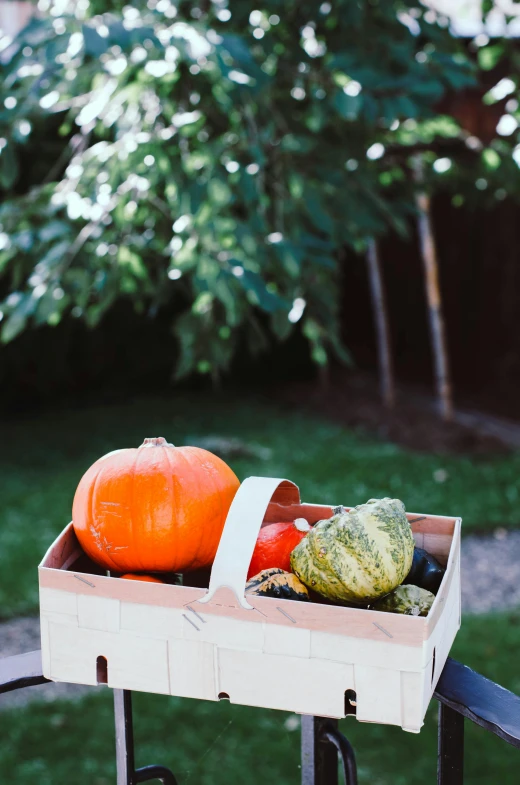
[2,529,520,708]
[460,528,520,613]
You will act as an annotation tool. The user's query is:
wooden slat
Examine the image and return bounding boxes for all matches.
[78,595,120,633]
[39,523,81,569]
[248,593,426,648]
[168,638,217,700]
[426,521,461,637]
[412,532,453,564]
[48,623,170,694]
[39,566,207,607]
[217,649,352,717]
[355,664,403,726]
[264,624,311,658]
[120,603,183,640]
[422,533,452,564]
[264,505,459,533]
[264,502,334,524]
[400,669,427,733]
[182,612,265,652]
[39,569,427,648]
[270,481,301,506]
[39,587,78,616]
[311,630,423,671]
[409,515,456,536]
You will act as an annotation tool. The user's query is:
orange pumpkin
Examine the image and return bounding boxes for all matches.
[120,574,164,583]
[72,437,240,574]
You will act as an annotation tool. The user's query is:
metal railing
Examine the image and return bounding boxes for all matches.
[1,650,520,784]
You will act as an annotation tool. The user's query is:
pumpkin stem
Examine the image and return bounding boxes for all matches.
[142,437,174,447]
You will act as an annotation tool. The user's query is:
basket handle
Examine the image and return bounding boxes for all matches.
[198,477,300,610]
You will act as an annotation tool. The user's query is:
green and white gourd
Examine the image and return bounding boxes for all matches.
[290,498,415,604]
[372,584,435,616]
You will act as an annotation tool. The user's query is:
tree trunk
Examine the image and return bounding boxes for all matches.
[366,238,395,408]
[413,156,453,421]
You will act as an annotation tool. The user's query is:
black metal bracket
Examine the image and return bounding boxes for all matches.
[320,721,358,785]
[301,715,357,785]
[114,689,177,785]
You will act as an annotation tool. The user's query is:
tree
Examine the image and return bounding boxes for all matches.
[0,1,476,381]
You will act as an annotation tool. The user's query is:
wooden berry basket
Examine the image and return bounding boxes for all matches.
[39,477,461,732]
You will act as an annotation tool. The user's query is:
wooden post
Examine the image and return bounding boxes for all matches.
[366,238,395,408]
[413,156,453,422]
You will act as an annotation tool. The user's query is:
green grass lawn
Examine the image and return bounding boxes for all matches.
[1,392,520,618]
[1,611,519,784]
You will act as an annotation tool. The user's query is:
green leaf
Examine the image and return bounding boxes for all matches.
[304,190,334,236]
[208,179,232,206]
[270,309,292,340]
[483,148,501,170]
[214,274,241,327]
[85,292,117,327]
[83,24,109,57]
[239,269,288,313]
[333,91,362,120]
[280,135,316,154]
[1,293,37,343]
[478,44,504,71]
[302,318,328,366]
[220,34,260,78]
[38,240,71,269]
[118,246,147,278]
[38,221,70,243]
[273,242,302,278]
[0,147,19,190]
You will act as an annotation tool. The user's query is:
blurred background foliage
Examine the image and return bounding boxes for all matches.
[0,0,476,382]
[0,0,519,390]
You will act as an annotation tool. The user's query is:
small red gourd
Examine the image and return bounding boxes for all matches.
[247,518,311,580]
[72,437,240,574]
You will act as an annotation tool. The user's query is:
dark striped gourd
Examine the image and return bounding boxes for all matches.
[245,568,310,601]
